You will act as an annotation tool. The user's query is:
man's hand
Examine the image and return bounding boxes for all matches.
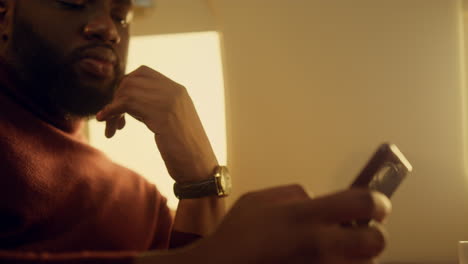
[96,66,218,183]
[96,66,224,236]
[191,186,391,264]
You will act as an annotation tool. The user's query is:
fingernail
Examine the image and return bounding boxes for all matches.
[96,112,103,121]
[105,129,116,139]
[374,192,392,215]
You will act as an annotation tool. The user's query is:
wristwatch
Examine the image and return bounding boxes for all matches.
[173,166,232,199]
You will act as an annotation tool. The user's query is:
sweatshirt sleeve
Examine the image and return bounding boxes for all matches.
[0,231,203,264]
[0,250,139,264]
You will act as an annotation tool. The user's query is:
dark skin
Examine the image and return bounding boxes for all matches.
[0,1,392,263]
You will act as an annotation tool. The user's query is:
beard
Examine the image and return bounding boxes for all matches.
[6,15,124,118]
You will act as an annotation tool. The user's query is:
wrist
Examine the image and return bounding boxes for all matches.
[154,132,219,184]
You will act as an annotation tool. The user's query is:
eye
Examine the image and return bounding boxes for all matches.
[113,9,133,28]
[57,0,86,9]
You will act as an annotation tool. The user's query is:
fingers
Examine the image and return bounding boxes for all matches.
[292,189,389,263]
[105,120,116,138]
[321,223,387,259]
[117,115,126,130]
[298,189,391,223]
[96,76,142,122]
[128,65,168,80]
[104,114,126,138]
[294,215,387,264]
[96,101,128,122]
[96,77,151,122]
[96,65,189,140]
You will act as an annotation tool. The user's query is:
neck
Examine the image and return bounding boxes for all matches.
[0,60,85,134]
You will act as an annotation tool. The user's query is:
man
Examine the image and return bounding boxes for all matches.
[0,0,391,263]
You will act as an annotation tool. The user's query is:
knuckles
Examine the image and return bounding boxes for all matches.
[134,65,158,77]
[120,69,188,99]
[116,66,190,115]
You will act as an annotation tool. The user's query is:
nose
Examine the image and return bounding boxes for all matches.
[83,15,121,44]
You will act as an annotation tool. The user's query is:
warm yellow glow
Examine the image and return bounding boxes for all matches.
[88,31,227,209]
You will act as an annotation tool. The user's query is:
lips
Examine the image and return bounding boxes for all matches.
[77,47,117,79]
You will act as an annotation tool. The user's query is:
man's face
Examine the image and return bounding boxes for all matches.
[3,0,132,117]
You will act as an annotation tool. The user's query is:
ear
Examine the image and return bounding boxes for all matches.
[0,0,14,41]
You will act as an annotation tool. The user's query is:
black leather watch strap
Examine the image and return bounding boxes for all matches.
[173,178,219,199]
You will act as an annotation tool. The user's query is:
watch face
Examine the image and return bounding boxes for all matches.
[218,166,232,196]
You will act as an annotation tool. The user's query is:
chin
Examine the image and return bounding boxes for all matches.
[56,84,116,118]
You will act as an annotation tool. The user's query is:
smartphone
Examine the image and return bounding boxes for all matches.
[342,143,411,227]
[350,143,412,198]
